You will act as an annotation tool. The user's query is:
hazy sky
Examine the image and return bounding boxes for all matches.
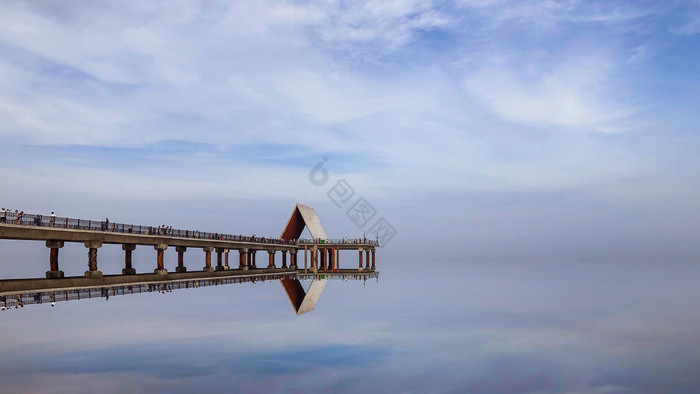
[1,0,700,262]
[2,1,700,393]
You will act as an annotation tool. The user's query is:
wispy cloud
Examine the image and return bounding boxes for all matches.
[463,50,641,131]
[457,0,654,29]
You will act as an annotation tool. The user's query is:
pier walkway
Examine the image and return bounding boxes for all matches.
[0,204,380,314]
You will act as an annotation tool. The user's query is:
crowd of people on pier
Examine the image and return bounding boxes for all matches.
[297,236,378,245]
[1,208,59,227]
[1,208,25,224]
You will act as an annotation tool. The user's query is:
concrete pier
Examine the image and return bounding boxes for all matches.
[46,240,65,279]
[154,244,168,275]
[122,244,136,275]
[268,250,275,269]
[84,240,103,278]
[4,226,378,279]
[215,248,225,271]
[240,249,248,270]
[176,246,187,273]
[203,247,213,272]
[0,203,381,315]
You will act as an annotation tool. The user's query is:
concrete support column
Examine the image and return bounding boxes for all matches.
[326,247,331,271]
[312,246,318,273]
[176,246,187,273]
[304,246,308,273]
[240,249,248,270]
[46,240,65,279]
[336,247,340,272]
[281,250,287,268]
[251,250,257,268]
[203,247,214,272]
[371,249,376,271]
[84,240,103,278]
[322,247,327,271]
[291,250,297,270]
[358,248,364,271]
[268,250,275,269]
[215,248,225,271]
[225,250,230,270]
[122,244,136,275]
[365,250,370,270]
[154,244,168,275]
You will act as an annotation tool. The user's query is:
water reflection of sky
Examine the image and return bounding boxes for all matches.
[2,260,700,393]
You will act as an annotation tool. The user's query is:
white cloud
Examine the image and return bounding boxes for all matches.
[457,0,652,31]
[0,0,451,149]
[312,0,451,50]
[463,51,639,132]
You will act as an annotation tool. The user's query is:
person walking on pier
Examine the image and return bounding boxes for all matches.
[0,208,6,223]
[50,212,56,227]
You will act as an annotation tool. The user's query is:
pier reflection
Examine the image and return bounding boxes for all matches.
[0,271,379,311]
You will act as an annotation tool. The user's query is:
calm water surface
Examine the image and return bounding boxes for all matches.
[1,258,699,393]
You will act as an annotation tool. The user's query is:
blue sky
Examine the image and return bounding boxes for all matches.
[2,0,700,393]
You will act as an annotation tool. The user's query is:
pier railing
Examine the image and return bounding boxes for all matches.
[0,212,379,246]
[1,212,295,245]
